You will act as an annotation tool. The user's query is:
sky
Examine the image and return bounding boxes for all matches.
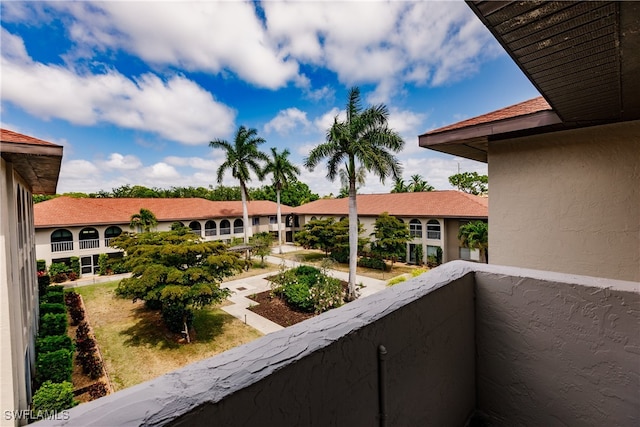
[1,0,540,197]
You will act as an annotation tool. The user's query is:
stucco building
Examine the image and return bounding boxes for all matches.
[1,129,63,426]
[34,197,294,274]
[291,191,488,264]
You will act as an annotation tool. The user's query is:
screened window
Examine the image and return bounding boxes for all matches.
[205,220,217,236]
[51,229,73,252]
[409,219,422,238]
[426,220,441,240]
[269,216,278,224]
[79,227,99,249]
[233,219,244,234]
[220,220,231,235]
[189,221,202,236]
[252,217,260,226]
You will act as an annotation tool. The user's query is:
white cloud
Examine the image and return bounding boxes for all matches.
[144,162,180,180]
[264,108,311,135]
[1,30,236,145]
[55,1,300,89]
[163,156,219,171]
[101,153,142,170]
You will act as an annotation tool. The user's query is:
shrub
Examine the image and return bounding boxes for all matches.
[31,381,77,412]
[67,271,79,281]
[47,285,65,294]
[69,257,80,276]
[161,304,194,334]
[411,268,428,277]
[36,349,72,385]
[98,253,109,275]
[75,336,96,353]
[68,304,85,326]
[39,313,67,337]
[75,321,90,341]
[77,351,103,379]
[38,275,51,297]
[310,276,343,314]
[39,303,66,316]
[64,291,81,307]
[331,249,349,264]
[41,292,64,305]
[283,282,313,312]
[387,276,407,286]
[48,262,69,277]
[37,259,47,272]
[87,382,108,399]
[51,273,68,283]
[414,245,424,266]
[358,256,387,270]
[36,335,74,354]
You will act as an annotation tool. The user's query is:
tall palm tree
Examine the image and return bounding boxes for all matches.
[305,87,404,300]
[338,167,366,198]
[391,176,409,193]
[263,147,300,254]
[409,174,435,192]
[210,126,268,244]
[458,220,489,263]
[129,208,157,232]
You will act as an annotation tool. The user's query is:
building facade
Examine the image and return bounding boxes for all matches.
[1,129,63,426]
[291,191,488,264]
[34,197,294,274]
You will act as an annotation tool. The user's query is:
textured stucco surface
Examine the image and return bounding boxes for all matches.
[36,262,476,427]
[489,121,640,281]
[474,265,640,426]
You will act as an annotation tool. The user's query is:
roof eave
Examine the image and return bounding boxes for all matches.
[1,142,63,195]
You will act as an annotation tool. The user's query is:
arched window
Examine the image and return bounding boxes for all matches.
[310,216,317,221]
[220,220,231,235]
[409,219,422,238]
[104,226,122,246]
[51,229,73,252]
[205,220,217,237]
[189,221,202,236]
[426,220,441,240]
[233,219,244,234]
[79,227,99,249]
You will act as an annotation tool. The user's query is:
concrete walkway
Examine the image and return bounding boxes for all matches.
[220,244,388,334]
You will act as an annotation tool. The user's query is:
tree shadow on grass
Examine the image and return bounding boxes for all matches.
[119,306,233,349]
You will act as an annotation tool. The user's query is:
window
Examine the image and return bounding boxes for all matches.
[252,217,260,226]
[426,220,441,240]
[409,219,422,238]
[427,245,439,257]
[220,220,231,235]
[79,227,99,249]
[51,229,73,252]
[205,220,217,236]
[104,226,122,246]
[310,216,317,221]
[269,216,278,224]
[459,247,471,260]
[233,219,244,234]
[189,221,202,236]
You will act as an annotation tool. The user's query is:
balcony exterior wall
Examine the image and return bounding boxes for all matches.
[474,266,640,426]
[489,121,640,281]
[36,266,476,427]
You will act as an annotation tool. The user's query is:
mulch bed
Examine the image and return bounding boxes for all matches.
[247,291,316,327]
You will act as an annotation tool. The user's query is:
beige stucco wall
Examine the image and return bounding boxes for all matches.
[489,121,640,281]
[1,158,38,426]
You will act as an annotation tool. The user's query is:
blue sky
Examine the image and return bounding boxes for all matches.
[1,1,539,196]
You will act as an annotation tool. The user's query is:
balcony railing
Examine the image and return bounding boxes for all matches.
[220,227,231,235]
[233,227,244,234]
[39,262,639,427]
[79,239,100,250]
[51,241,73,252]
[104,238,115,247]
[410,230,422,238]
[205,229,217,236]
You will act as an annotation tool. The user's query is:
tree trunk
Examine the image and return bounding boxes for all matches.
[276,189,283,254]
[183,317,191,344]
[347,172,358,301]
[241,182,250,244]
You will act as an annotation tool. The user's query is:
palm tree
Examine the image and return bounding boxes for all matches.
[210,126,268,244]
[409,174,435,192]
[305,87,404,300]
[338,167,366,198]
[263,147,300,254]
[458,221,489,263]
[390,177,409,193]
[129,208,157,232]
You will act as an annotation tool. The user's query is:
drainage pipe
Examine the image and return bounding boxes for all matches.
[378,344,388,427]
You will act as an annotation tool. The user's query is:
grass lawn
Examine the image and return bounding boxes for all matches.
[273,249,420,281]
[75,281,262,391]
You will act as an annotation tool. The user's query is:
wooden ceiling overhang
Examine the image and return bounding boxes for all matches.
[1,141,63,195]
[420,1,640,163]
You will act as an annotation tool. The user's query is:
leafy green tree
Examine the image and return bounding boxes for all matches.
[249,232,274,266]
[129,208,158,232]
[458,220,489,263]
[295,218,338,255]
[371,212,411,269]
[210,126,268,243]
[112,228,244,341]
[305,87,404,300]
[251,178,319,207]
[390,177,409,193]
[449,172,488,195]
[208,185,243,201]
[263,147,300,253]
[409,174,435,192]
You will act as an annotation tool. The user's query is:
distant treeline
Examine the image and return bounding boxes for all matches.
[34,179,320,207]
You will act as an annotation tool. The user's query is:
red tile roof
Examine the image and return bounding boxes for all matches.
[425,97,551,135]
[34,197,293,228]
[292,191,487,218]
[0,128,59,146]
